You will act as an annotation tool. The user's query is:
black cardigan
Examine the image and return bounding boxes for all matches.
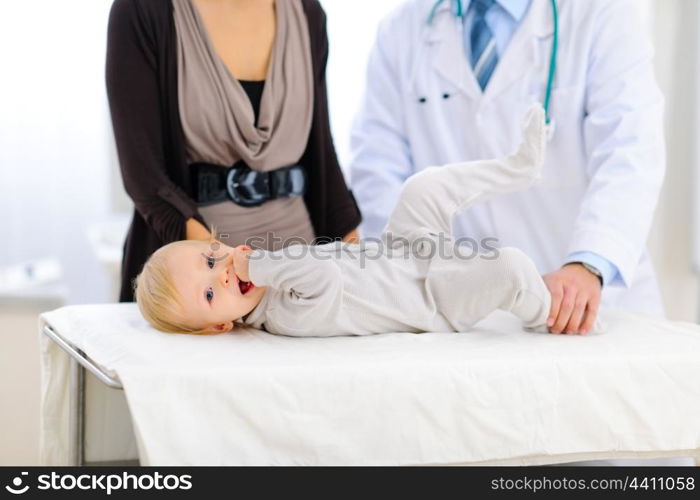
[106,0,362,302]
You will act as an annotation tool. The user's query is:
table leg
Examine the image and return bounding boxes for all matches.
[68,357,85,466]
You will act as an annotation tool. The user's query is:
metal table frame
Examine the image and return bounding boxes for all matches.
[42,322,123,466]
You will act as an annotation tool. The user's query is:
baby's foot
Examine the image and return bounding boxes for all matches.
[510,103,546,182]
[589,316,607,334]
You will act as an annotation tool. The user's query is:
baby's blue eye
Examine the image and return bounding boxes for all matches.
[206,287,214,303]
[207,256,215,269]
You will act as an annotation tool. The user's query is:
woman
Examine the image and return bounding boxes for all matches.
[106,0,361,302]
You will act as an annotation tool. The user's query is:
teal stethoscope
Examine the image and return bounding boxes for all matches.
[427,0,559,129]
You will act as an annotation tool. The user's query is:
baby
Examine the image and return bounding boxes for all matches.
[135,105,555,336]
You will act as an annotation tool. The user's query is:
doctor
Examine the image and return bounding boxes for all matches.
[350,0,666,334]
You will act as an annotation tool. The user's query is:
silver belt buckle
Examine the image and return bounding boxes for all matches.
[225,165,270,207]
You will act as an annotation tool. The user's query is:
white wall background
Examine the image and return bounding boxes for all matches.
[647,0,700,322]
[321,0,402,173]
[0,0,116,305]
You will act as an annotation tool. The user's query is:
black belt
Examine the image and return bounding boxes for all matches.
[191,162,307,207]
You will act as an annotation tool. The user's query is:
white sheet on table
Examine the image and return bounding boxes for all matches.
[39,303,700,465]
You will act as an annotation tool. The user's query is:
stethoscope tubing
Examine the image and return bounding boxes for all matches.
[543,0,558,125]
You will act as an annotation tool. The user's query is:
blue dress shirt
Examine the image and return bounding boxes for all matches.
[461,0,531,59]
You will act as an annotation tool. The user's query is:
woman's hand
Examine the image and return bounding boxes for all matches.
[232,245,253,283]
[342,228,360,244]
[186,218,211,240]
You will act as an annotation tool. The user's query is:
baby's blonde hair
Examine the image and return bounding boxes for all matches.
[134,225,219,335]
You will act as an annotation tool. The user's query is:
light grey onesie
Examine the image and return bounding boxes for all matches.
[241,106,552,336]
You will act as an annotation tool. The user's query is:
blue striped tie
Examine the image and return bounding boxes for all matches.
[470,0,498,90]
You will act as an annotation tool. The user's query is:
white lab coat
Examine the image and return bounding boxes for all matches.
[350,0,666,315]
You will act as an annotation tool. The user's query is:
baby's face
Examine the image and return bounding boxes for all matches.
[165,240,265,334]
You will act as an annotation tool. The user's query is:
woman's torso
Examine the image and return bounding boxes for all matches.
[173,0,316,249]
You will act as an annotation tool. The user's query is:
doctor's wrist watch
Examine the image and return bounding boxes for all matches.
[566,261,603,287]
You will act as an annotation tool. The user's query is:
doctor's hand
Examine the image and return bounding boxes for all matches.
[543,264,602,335]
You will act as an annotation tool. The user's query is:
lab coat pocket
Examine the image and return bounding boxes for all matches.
[527,83,587,189]
[406,77,470,164]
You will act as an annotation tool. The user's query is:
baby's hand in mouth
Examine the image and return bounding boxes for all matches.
[233,245,253,286]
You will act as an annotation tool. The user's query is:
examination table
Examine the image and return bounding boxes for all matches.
[39,303,700,466]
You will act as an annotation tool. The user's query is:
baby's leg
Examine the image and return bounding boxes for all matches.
[382,104,546,248]
[427,247,551,331]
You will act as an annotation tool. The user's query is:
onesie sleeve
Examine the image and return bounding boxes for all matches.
[247,246,343,328]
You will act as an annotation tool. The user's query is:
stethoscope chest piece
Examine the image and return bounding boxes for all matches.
[546,119,556,142]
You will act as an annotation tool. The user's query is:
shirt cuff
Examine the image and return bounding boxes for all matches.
[565,251,621,287]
